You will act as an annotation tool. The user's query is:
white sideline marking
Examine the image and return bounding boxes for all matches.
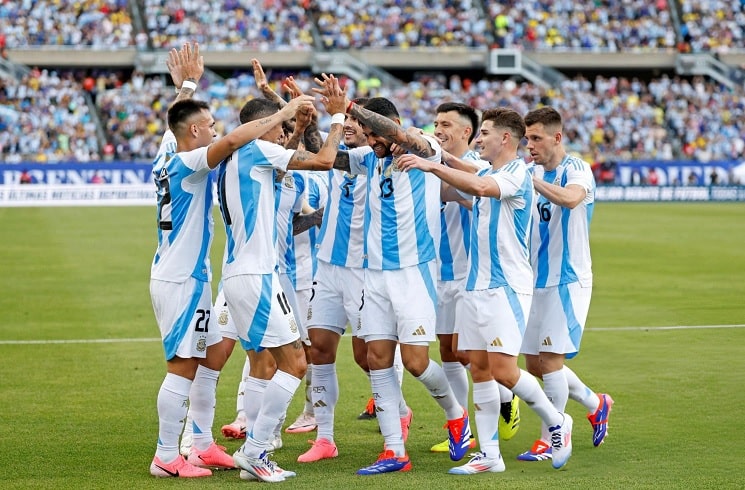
[1,324,745,344]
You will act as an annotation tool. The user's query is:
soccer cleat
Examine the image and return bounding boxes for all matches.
[448,451,506,475]
[498,395,521,441]
[240,466,296,481]
[400,407,413,443]
[179,431,193,457]
[517,440,552,461]
[356,449,412,475]
[447,408,473,461]
[357,397,377,420]
[587,393,614,447]
[297,438,339,462]
[221,415,247,440]
[431,437,476,453]
[548,414,573,469]
[233,449,290,483]
[187,441,236,469]
[150,455,212,478]
[285,412,317,433]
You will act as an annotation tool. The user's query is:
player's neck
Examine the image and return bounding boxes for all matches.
[543,149,566,172]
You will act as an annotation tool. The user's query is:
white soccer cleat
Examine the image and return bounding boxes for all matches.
[549,413,573,469]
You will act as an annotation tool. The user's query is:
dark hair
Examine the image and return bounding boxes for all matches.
[436,102,479,144]
[481,107,525,140]
[239,98,282,124]
[362,97,399,119]
[167,99,210,134]
[524,106,562,131]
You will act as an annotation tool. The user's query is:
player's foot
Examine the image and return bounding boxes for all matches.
[179,432,192,457]
[240,466,296,481]
[268,434,283,452]
[150,455,212,478]
[548,414,573,469]
[498,395,521,441]
[233,449,290,483]
[297,438,339,463]
[516,439,552,461]
[448,451,506,475]
[221,415,247,439]
[447,408,473,462]
[357,397,377,420]
[400,407,413,443]
[587,393,614,447]
[356,449,412,475]
[187,441,236,469]
[431,437,476,453]
[285,412,317,433]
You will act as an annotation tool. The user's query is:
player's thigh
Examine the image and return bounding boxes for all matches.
[389,261,438,345]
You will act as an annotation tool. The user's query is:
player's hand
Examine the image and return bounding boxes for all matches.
[397,154,433,173]
[280,95,316,121]
[252,58,269,91]
[179,42,203,83]
[318,75,347,115]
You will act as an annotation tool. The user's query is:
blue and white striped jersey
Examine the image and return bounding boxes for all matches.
[306,172,330,277]
[530,155,595,288]
[349,135,442,271]
[439,150,490,281]
[315,146,371,269]
[151,130,213,283]
[466,158,534,293]
[217,139,295,279]
[275,171,308,290]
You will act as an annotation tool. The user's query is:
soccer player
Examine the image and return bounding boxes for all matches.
[517,106,613,462]
[218,76,346,482]
[397,107,573,474]
[322,91,470,475]
[148,43,313,478]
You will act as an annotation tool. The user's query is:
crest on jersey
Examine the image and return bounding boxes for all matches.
[283,174,295,189]
[196,338,207,352]
[218,310,228,326]
[288,317,298,334]
[307,305,312,321]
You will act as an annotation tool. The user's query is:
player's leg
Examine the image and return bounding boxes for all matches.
[149,278,212,478]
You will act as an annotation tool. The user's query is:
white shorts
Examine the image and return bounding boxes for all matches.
[150,277,222,361]
[359,261,438,344]
[278,272,310,345]
[521,282,592,358]
[436,278,466,335]
[224,273,300,352]
[307,261,364,336]
[457,286,532,356]
[213,287,237,341]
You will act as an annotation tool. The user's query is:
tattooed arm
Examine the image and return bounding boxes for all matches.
[292,207,325,235]
[347,102,435,158]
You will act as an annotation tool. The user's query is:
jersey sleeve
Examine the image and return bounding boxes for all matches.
[257,139,297,172]
[180,146,210,172]
[564,161,594,194]
[347,146,374,175]
[491,164,526,200]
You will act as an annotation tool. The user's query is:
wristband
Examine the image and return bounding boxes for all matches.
[178,80,198,92]
[346,100,354,113]
[330,113,345,126]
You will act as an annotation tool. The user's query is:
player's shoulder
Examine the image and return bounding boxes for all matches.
[563,154,592,173]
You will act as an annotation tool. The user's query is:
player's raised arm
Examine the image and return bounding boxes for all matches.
[252,58,287,107]
[168,42,204,104]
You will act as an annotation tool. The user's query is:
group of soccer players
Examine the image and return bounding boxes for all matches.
[147,42,613,482]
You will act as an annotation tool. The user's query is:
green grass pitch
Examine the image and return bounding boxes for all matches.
[1,202,744,489]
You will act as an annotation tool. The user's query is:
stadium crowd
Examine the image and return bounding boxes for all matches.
[2,67,743,167]
[2,0,742,52]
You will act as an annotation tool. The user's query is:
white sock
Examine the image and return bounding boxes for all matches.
[442,361,470,410]
[312,363,338,442]
[497,383,513,405]
[243,376,268,438]
[236,356,251,415]
[511,369,562,428]
[189,365,220,451]
[543,369,569,412]
[303,364,314,415]
[243,370,301,457]
[415,359,462,420]
[370,367,404,456]
[393,345,405,387]
[564,366,600,412]
[472,380,501,459]
[155,373,192,463]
